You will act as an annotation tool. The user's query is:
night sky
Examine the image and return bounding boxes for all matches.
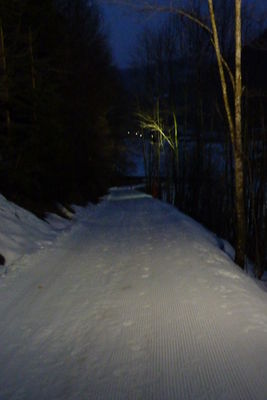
[98,0,267,70]
[98,1,169,69]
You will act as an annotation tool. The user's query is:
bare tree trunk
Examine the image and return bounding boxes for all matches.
[208,0,245,269]
[233,0,245,267]
[233,147,245,267]
[207,0,235,140]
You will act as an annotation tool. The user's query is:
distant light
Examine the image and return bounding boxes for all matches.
[135,132,138,136]
[128,131,130,135]
[140,134,143,137]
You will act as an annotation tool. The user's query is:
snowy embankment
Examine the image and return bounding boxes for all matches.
[0,193,92,274]
[0,188,266,400]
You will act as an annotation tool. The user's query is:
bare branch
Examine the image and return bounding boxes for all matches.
[102,1,212,34]
[136,111,175,150]
[210,38,235,91]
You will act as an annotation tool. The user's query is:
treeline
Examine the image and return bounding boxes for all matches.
[0,0,126,214]
[129,1,267,276]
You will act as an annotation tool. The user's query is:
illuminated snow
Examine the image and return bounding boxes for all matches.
[0,188,266,399]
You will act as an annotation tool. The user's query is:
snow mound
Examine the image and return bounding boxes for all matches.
[0,194,93,273]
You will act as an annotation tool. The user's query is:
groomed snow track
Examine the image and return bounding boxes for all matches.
[0,188,266,400]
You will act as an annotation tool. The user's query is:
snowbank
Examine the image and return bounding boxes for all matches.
[0,193,93,274]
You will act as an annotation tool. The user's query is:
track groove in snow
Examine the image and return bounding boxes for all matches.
[0,188,266,399]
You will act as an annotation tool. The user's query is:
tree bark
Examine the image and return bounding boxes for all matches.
[233,0,245,268]
[208,0,245,269]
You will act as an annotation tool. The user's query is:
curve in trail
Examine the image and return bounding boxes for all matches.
[0,188,266,400]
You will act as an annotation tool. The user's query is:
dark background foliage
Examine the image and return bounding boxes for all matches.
[0,0,127,214]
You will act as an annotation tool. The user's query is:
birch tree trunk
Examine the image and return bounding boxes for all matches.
[208,0,245,268]
[233,0,245,268]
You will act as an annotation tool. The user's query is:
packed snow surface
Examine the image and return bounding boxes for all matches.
[0,188,267,400]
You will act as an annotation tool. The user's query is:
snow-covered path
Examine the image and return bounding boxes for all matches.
[0,188,267,400]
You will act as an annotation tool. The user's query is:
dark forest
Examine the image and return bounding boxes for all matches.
[0,0,127,214]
